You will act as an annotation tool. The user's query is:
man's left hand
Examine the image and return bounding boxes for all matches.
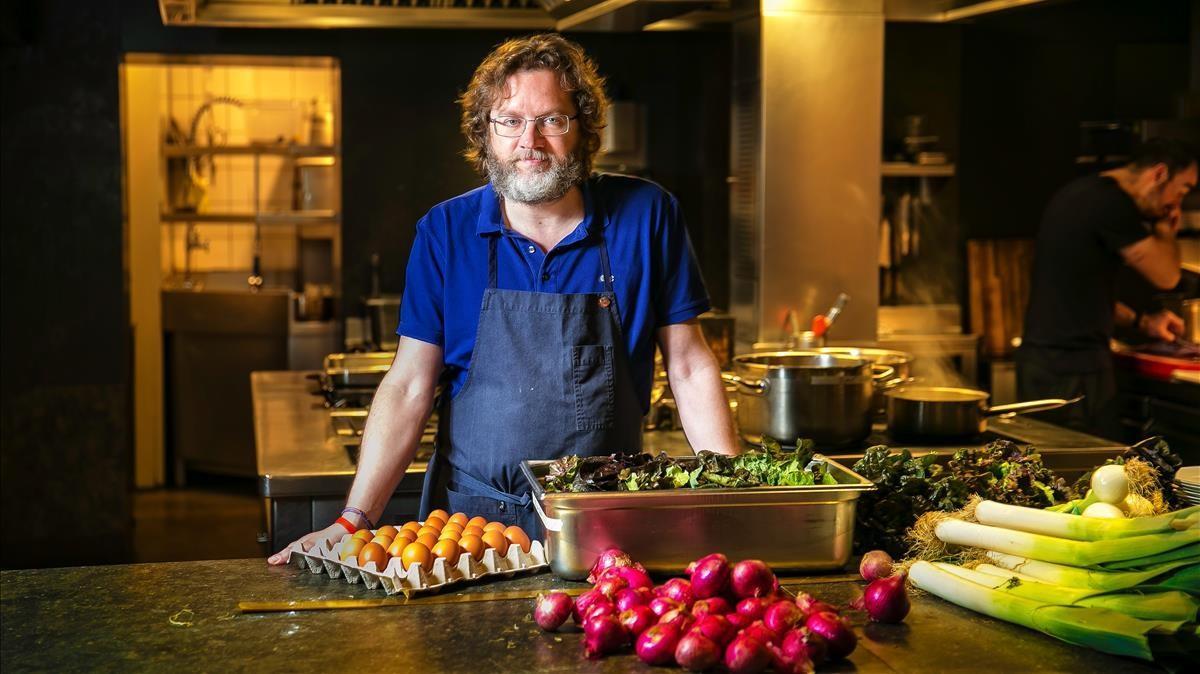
[1140,310,1184,342]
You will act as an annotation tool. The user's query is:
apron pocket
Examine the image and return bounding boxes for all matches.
[445,486,515,525]
[571,344,615,430]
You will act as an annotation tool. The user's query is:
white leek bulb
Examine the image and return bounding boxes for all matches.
[1091,464,1129,505]
[1082,502,1126,519]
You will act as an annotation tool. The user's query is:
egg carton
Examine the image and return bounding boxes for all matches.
[289,533,548,596]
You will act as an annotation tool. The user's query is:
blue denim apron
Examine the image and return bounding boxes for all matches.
[418,229,644,539]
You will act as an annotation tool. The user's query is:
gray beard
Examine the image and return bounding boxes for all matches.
[487,149,584,205]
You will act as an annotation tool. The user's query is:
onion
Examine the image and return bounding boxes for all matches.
[725,611,752,631]
[692,597,732,616]
[741,620,781,647]
[661,578,695,607]
[768,642,815,674]
[690,613,736,646]
[614,587,652,612]
[597,564,654,591]
[636,623,683,666]
[736,597,772,621]
[588,548,634,584]
[686,552,728,575]
[804,611,856,660]
[794,592,838,617]
[781,627,827,666]
[862,571,910,623]
[649,596,682,617]
[675,632,722,671]
[533,592,574,631]
[574,590,613,625]
[730,559,776,599]
[724,634,771,674]
[657,607,695,634]
[619,606,658,637]
[594,575,628,599]
[583,613,628,659]
[688,554,731,599]
[859,550,894,582]
[763,600,804,634]
[583,600,617,622]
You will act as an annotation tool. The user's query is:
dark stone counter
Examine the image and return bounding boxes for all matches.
[1,559,1160,672]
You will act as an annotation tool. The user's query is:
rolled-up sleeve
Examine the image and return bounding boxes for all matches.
[397,216,445,346]
[654,195,711,327]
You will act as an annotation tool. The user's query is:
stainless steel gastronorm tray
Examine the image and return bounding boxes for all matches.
[521,455,875,580]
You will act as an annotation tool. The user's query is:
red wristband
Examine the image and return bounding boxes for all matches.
[335,516,357,534]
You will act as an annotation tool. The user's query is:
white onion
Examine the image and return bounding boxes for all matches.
[1082,502,1125,519]
[1090,464,1129,504]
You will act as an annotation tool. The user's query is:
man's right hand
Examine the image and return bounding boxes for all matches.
[267,523,347,566]
[1140,310,1185,342]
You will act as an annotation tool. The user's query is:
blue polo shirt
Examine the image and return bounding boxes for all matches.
[397,173,711,412]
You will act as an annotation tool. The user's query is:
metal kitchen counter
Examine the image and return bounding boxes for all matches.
[1,559,1161,673]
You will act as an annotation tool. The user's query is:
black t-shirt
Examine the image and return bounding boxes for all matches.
[1021,175,1150,373]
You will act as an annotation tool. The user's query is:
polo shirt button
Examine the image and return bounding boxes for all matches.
[527,245,535,254]
[541,273,550,281]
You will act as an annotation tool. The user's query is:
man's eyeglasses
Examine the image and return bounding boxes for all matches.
[489,114,578,138]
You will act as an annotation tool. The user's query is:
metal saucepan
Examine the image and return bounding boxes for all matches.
[885,385,1082,440]
[815,346,913,414]
[723,352,895,448]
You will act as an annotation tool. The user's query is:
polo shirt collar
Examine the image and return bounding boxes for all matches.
[475,177,608,240]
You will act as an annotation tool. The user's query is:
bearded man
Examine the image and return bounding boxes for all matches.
[270,34,737,563]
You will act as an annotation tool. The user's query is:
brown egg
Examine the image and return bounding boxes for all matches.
[401,521,421,535]
[352,529,373,543]
[424,516,446,531]
[448,512,469,528]
[483,521,506,533]
[370,535,394,550]
[386,538,407,558]
[394,528,417,544]
[466,516,488,530]
[339,538,366,562]
[416,533,439,550]
[427,509,451,523]
[503,525,532,554]
[358,542,388,569]
[400,541,433,572]
[438,527,461,541]
[441,522,464,536]
[376,525,399,539]
[462,525,485,538]
[481,529,509,556]
[416,525,441,539]
[431,538,461,564]
[458,534,485,560]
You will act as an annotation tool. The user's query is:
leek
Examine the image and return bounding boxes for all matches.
[909,561,1200,662]
[985,551,1200,593]
[974,501,1200,541]
[1100,543,1200,571]
[934,518,1197,566]
[946,563,1198,621]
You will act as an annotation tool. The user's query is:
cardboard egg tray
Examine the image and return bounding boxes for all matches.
[289,533,549,596]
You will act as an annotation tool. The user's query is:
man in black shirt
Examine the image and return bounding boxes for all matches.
[1018,139,1196,439]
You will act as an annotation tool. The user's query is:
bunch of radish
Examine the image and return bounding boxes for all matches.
[533,549,861,673]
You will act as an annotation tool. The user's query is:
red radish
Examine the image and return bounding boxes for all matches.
[768,642,816,674]
[649,596,681,617]
[533,592,574,631]
[675,632,722,671]
[725,634,771,674]
[730,559,776,599]
[614,587,651,612]
[736,597,772,621]
[781,627,828,665]
[661,578,695,606]
[583,614,628,658]
[692,597,731,616]
[688,553,731,599]
[619,606,657,637]
[574,590,613,624]
[598,564,653,591]
[763,600,804,634]
[794,592,838,617]
[862,572,910,623]
[859,550,894,582]
[725,611,752,631]
[804,611,856,660]
[636,623,683,666]
[741,620,781,647]
[594,574,628,599]
[588,548,634,584]
[690,613,736,646]
[658,607,695,634]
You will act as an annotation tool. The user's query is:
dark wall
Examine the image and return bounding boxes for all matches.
[959,0,1191,240]
[1,0,132,567]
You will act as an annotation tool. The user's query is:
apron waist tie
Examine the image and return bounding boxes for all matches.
[448,465,532,509]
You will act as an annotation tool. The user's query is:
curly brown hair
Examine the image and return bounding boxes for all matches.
[459,33,609,178]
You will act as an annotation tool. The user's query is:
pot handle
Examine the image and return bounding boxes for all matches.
[721,372,768,395]
[869,365,897,387]
[986,395,1083,418]
[530,494,563,533]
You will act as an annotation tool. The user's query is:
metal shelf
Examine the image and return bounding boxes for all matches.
[163,143,338,158]
[161,210,340,225]
[881,162,955,178]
